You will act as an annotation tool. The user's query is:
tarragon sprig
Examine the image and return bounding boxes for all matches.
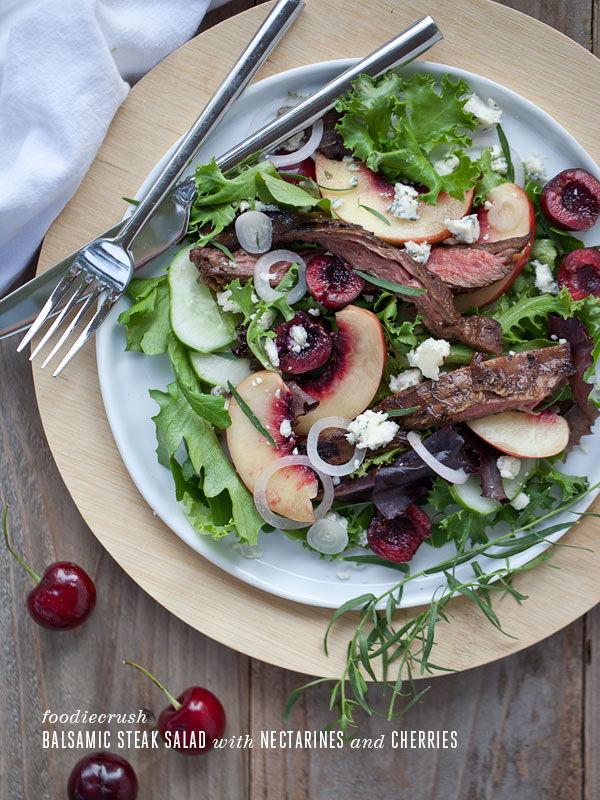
[284,482,599,734]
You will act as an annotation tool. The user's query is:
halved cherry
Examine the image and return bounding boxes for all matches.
[540,168,600,231]
[274,310,333,374]
[305,254,365,309]
[557,248,600,300]
[367,504,432,563]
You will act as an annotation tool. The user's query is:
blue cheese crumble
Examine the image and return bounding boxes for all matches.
[497,455,521,479]
[346,410,399,451]
[511,491,530,511]
[386,183,420,220]
[464,93,502,129]
[389,368,422,393]
[525,153,548,183]
[444,214,480,244]
[289,324,308,353]
[404,240,431,265]
[433,153,459,176]
[216,289,241,313]
[490,144,508,175]
[407,338,450,380]
[264,337,280,368]
[533,260,559,295]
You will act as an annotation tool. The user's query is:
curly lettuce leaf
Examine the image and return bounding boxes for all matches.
[188,158,329,244]
[493,286,585,343]
[473,147,506,206]
[335,72,480,204]
[118,275,171,355]
[150,382,263,544]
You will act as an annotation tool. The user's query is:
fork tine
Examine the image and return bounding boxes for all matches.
[52,289,118,377]
[17,266,81,352]
[29,274,95,362]
[40,282,104,369]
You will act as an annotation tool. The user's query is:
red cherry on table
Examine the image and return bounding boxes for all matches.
[67,752,138,799]
[2,506,96,630]
[124,661,226,754]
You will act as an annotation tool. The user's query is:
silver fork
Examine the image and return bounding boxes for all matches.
[17,0,305,375]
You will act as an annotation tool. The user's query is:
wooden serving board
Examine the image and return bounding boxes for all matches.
[34,0,600,677]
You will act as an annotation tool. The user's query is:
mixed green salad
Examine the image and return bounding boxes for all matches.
[118,69,600,576]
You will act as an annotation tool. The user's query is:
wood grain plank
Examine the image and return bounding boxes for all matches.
[1,2,599,799]
[494,0,592,49]
[0,340,250,798]
[250,621,583,799]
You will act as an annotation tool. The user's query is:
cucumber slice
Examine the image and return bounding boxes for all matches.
[450,476,500,515]
[169,245,235,352]
[503,459,538,499]
[190,350,252,388]
[450,458,538,515]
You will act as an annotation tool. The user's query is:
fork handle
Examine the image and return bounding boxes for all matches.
[216,15,442,175]
[116,0,304,250]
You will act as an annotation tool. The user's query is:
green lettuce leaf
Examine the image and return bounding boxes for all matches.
[118,275,171,355]
[493,286,585,343]
[167,334,231,428]
[150,382,263,544]
[188,158,329,244]
[335,72,480,204]
[473,147,506,205]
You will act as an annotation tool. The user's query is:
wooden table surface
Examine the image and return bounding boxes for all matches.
[1,1,598,798]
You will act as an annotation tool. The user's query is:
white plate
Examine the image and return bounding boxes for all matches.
[96,59,600,609]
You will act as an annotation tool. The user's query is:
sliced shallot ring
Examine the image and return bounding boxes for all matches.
[254,249,307,304]
[269,119,324,168]
[471,135,525,188]
[407,430,468,484]
[235,210,272,254]
[306,416,365,477]
[253,455,334,530]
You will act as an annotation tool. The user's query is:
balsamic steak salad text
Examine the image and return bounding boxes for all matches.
[119,70,600,569]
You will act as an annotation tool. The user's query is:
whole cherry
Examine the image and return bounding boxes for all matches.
[67,752,138,799]
[2,505,96,630]
[124,661,226,754]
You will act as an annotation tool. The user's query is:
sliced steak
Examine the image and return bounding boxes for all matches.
[426,234,530,290]
[317,345,575,462]
[196,210,503,354]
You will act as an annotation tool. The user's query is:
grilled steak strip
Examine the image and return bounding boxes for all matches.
[191,211,503,353]
[425,234,531,291]
[316,345,575,463]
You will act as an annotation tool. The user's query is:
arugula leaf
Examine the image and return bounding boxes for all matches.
[150,382,263,544]
[538,463,588,502]
[118,275,171,355]
[167,334,231,428]
[335,72,480,204]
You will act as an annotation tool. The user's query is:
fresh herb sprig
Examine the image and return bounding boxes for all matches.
[354,270,426,297]
[284,482,599,734]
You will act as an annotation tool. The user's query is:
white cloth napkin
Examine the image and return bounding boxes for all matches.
[0,0,227,296]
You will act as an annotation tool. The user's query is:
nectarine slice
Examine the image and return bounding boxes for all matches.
[294,305,386,435]
[466,410,569,458]
[455,182,535,310]
[316,153,473,245]
[227,371,318,523]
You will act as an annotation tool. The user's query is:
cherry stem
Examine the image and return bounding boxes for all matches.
[123,661,181,711]
[2,505,41,584]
